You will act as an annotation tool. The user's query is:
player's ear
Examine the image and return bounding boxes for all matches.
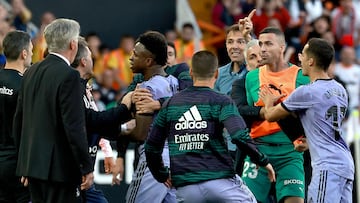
[70,39,77,51]
[214,69,219,79]
[309,57,314,67]
[21,49,27,60]
[280,43,286,54]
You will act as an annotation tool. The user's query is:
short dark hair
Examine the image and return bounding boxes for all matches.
[259,27,285,44]
[191,50,218,79]
[305,38,334,71]
[182,23,194,30]
[84,31,99,42]
[71,36,89,68]
[226,24,241,36]
[121,34,134,41]
[167,41,176,57]
[136,31,167,66]
[2,30,31,61]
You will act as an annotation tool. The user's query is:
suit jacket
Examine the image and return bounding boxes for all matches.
[13,54,93,184]
[81,79,132,140]
[231,78,262,128]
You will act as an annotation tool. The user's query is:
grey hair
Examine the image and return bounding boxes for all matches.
[44,18,80,53]
[244,39,259,63]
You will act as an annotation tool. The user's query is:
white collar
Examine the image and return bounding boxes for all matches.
[50,52,70,66]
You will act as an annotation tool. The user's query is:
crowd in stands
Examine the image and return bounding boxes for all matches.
[0,0,360,137]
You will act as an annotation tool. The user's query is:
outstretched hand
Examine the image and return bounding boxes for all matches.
[132,87,152,103]
[81,172,94,190]
[259,85,286,107]
[21,176,28,187]
[121,91,133,110]
[238,9,255,42]
[112,157,124,185]
[264,163,276,182]
[104,157,115,174]
[164,177,173,188]
[294,137,308,152]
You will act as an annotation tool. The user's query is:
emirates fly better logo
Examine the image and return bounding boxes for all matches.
[174,105,209,151]
[175,105,207,130]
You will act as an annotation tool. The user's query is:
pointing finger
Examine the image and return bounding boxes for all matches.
[248,9,256,19]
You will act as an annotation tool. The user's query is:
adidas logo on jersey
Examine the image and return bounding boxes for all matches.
[175,105,207,130]
[0,86,13,96]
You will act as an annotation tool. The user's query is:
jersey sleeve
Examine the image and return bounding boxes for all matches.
[282,85,313,112]
[220,98,269,166]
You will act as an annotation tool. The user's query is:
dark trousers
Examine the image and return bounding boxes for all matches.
[28,178,79,203]
[82,184,108,203]
[0,158,30,203]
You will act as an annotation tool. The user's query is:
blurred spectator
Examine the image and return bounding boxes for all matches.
[321,30,336,45]
[10,0,38,38]
[85,32,105,83]
[303,0,323,23]
[0,1,13,53]
[303,15,331,43]
[334,46,360,110]
[86,32,101,62]
[212,0,253,65]
[90,82,106,111]
[0,55,5,69]
[252,0,291,37]
[0,0,10,21]
[174,23,205,65]
[103,34,134,92]
[164,29,177,42]
[97,68,118,106]
[283,0,307,63]
[331,0,359,48]
[212,0,245,30]
[167,41,177,66]
[323,0,340,15]
[32,11,55,63]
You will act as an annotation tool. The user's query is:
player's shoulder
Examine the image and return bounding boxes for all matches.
[0,69,22,86]
[210,90,234,104]
[245,67,260,82]
[145,75,169,86]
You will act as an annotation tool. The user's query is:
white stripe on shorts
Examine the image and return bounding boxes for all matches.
[126,161,147,203]
[316,170,328,203]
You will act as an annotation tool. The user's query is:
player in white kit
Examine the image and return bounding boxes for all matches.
[259,38,354,203]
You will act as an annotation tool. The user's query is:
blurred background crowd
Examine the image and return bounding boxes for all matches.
[1,0,360,202]
[1,0,359,118]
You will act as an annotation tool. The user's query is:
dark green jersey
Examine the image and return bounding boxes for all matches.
[145,86,268,187]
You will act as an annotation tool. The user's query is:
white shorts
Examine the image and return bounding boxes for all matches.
[125,144,176,203]
[307,170,353,203]
[176,175,257,203]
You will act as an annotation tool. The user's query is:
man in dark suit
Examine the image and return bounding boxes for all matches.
[71,37,133,203]
[13,18,93,203]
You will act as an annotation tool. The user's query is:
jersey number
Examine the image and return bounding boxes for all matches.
[242,161,258,179]
[325,106,346,140]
